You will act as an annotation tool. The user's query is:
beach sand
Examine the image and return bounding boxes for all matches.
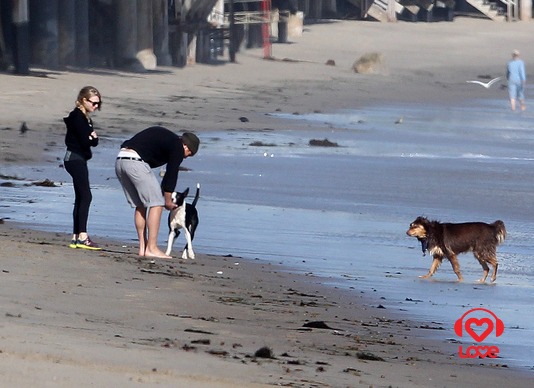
[1,17,534,387]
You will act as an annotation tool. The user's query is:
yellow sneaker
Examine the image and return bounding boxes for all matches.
[76,237,102,251]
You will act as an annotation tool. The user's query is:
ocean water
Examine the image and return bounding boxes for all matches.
[1,98,534,371]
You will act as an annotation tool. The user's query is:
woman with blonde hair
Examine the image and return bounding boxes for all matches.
[63,86,102,250]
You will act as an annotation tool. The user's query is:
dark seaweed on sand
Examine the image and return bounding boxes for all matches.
[309,138,339,147]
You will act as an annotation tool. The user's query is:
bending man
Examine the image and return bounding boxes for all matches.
[115,126,200,258]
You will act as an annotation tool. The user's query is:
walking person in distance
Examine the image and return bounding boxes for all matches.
[506,49,526,111]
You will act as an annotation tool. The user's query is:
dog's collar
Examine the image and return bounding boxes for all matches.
[417,237,429,256]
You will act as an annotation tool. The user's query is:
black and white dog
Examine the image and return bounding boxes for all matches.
[165,183,200,259]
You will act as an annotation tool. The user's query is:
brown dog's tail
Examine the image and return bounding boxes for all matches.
[493,220,506,244]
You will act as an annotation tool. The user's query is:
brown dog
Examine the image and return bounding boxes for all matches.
[406,217,506,283]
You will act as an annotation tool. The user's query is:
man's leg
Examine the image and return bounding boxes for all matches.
[135,206,148,256]
[145,205,171,259]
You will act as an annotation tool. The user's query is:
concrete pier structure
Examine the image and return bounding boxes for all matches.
[136,0,157,69]
[10,0,30,74]
[75,0,89,66]
[152,0,172,66]
[1,0,533,74]
[116,0,138,68]
[520,0,532,19]
[58,0,76,67]
[30,0,59,69]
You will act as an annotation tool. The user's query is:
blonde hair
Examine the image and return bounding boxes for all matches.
[75,86,102,112]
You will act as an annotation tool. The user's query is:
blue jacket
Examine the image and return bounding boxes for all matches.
[507,59,526,84]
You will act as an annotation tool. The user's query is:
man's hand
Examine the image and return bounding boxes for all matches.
[164,191,177,210]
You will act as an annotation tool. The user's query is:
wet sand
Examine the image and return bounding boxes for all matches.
[1,17,534,387]
[2,223,533,387]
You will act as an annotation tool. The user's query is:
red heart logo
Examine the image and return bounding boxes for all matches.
[465,318,494,342]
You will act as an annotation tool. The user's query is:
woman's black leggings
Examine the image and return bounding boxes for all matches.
[64,160,92,235]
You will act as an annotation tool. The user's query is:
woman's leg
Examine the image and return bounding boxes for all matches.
[65,160,92,237]
[509,83,517,111]
[519,84,526,111]
[75,162,92,238]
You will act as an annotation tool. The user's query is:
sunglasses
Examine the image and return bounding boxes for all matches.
[86,99,101,107]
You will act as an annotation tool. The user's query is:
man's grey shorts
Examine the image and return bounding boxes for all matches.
[115,158,165,208]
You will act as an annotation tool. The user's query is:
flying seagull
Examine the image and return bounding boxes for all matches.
[466,76,502,89]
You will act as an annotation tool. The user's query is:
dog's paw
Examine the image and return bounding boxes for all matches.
[181,251,195,260]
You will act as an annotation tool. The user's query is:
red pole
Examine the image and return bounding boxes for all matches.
[261,0,271,59]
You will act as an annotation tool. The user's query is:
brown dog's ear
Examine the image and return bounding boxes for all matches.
[412,216,424,225]
[417,216,430,225]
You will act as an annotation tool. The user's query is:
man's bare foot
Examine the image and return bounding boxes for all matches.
[144,248,172,260]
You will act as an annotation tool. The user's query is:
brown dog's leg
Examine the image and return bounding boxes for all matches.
[420,257,441,278]
[477,260,490,283]
[490,261,498,283]
[448,255,463,282]
[475,253,497,283]
[491,263,498,282]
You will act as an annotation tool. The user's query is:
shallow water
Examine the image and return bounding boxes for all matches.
[1,98,534,370]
